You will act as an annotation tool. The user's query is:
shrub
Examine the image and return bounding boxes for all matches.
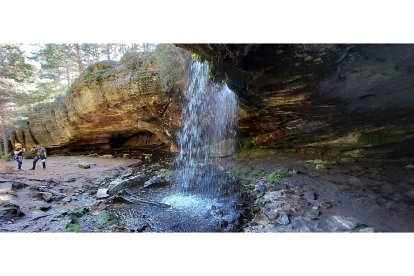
[266,169,292,181]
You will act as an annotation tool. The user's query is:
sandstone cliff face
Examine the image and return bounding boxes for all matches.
[180,44,414,158]
[12,53,189,154]
[12,45,414,159]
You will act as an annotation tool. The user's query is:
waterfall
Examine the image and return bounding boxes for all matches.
[173,61,238,196]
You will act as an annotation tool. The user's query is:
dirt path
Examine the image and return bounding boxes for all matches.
[0,156,141,232]
[1,156,138,182]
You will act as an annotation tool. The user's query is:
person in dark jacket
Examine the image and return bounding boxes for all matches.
[29,144,47,170]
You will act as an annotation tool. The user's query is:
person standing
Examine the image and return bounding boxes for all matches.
[11,143,25,170]
[29,144,47,170]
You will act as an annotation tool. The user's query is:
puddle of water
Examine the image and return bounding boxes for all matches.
[162,193,220,214]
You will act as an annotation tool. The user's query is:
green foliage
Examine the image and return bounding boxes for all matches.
[65,222,81,232]
[191,53,202,62]
[251,169,267,177]
[64,209,87,232]
[240,138,255,150]
[0,44,34,82]
[231,165,253,175]
[83,68,114,83]
[100,211,110,222]
[120,51,148,70]
[65,216,82,232]
[266,169,292,181]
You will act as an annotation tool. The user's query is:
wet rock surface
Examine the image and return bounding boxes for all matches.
[2,154,414,232]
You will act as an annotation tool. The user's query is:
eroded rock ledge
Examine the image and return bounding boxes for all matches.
[180,44,414,158]
[12,48,190,154]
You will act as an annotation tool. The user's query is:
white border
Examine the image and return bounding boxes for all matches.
[1,1,413,275]
[1,0,414,43]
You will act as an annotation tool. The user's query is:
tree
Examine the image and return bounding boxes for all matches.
[0,44,33,154]
[74,43,84,73]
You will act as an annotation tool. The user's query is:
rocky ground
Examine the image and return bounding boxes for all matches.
[1,153,414,232]
[0,154,243,232]
[237,151,414,232]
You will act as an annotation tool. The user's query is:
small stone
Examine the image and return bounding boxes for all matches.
[40,192,53,202]
[252,206,261,213]
[315,164,325,170]
[62,196,72,203]
[96,188,109,199]
[303,191,316,201]
[254,182,267,194]
[143,175,168,189]
[405,164,414,169]
[76,162,90,169]
[327,215,359,232]
[276,212,290,225]
[254,213,272,226]
[101,154,113,158]
[321,202,333,209]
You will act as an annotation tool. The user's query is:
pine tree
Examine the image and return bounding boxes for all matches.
[0,44,33,154]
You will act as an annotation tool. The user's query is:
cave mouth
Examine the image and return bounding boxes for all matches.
[108,131,167,151]
[47,131,169,155]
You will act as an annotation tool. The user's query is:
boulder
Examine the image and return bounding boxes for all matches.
[0,203,24,219]
[143,175,168,189]
[11,182,29,190]
[275,212,290,225]
[96,188,109,199]
[10,54,186,154]
[40,192,53,202]
[107,174,148,195]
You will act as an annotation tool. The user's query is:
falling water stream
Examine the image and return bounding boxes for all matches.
[174,61,237,194]
[162,61,239,214]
